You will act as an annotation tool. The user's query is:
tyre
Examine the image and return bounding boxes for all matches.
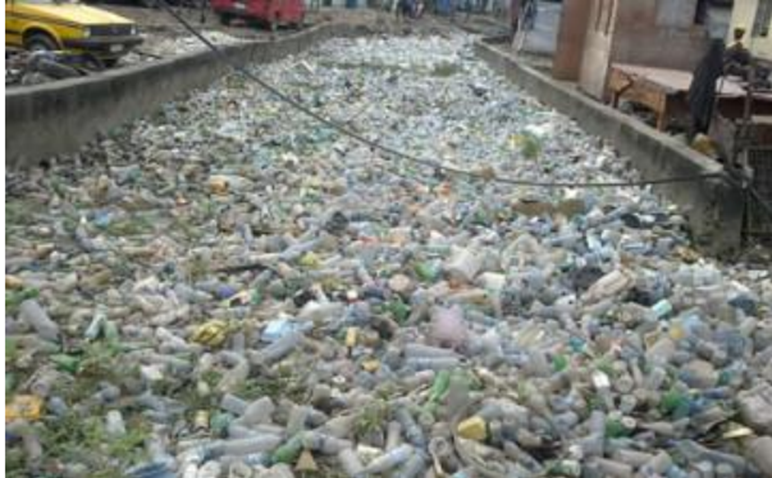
[24,32,59,53]
[219,12,233,25]
[102,58,119,68]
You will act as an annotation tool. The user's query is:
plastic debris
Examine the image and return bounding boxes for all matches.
[5,32,772,478]
[6,396,44,422]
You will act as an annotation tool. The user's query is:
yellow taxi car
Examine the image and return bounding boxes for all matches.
[6,0,143,66]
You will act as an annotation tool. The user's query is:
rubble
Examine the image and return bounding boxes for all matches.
[5,33,772,477]
[5,50,92,87]
[5,30,247,87]
[121,30,249,65]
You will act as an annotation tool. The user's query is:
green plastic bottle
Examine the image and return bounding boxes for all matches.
[271,432,305,464]
[429,370,451,403]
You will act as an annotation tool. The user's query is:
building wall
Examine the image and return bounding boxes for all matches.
[729,0,772,61]
[553,0,591,80]
[578,0,709,99]
[613,0,708,71]
[612,29,709,70]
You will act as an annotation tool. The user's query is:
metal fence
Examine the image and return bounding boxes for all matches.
[746,147,772,242]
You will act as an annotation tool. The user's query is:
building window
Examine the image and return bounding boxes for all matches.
[753,0,772,37]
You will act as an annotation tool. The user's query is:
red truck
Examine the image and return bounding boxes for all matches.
[211,0,305,29]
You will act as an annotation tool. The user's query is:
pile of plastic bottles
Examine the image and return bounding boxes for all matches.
[6,33,772,477]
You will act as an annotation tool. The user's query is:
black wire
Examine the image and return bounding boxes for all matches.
[156,0,725,189]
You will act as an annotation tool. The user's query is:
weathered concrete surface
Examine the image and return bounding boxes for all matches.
[6,22,366,169]
[475,39,744,255]
[552,0,590,81]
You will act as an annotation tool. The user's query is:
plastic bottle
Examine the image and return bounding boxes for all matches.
[47,396,68,417]
[429,305,469,348]
[18,300,60,342]
[271,433,306,464]
[386,421,403,450]
[126,462,176,478]
[403,357,461,371]
[404,343,460,359]
[227,424,260,439]
[29,367,63,398]
[338,448,365,477]
[748,436,772,476]
[612,448,654,468]
[443,246,482,283]
[217,355,250,394]
[715,463,736,478]
[7,422,42,467]
[220,394,248,415]
[357,444,414,476]
[249,332,303,366]
[583,269,634,304]
[691,461,715,478]
[502,440,542,473]
[302,431,352,454]
[394,450,428,478]
[105,410,127,439]
[675,440,747,475]
[196,461,221,478]
[286,405,309,435]
[592,371,614,411]
[210,435,283,457]
[553,411,580,434]
[578,410,606,458]
[591,457,633,478]
[394,407,426,449]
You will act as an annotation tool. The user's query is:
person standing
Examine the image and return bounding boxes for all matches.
[396,0,412,19]
[687,39,726,138]
[724,26,752,78]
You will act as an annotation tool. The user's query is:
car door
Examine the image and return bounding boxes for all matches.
[6,0,23,47]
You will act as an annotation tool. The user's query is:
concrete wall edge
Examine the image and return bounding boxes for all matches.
[473,39,743,256]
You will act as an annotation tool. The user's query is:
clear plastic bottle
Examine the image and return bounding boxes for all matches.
[249,331,303,366]
[210,434,283,457]
[18,300,60,342]
[403,357,461,371]
[358,444,414,476]
[386,420,402,451]
[393,450,428,478]
[220,394,248,415]
[338,448,364,477]
[394,407,426,449]
[302,432,352,454]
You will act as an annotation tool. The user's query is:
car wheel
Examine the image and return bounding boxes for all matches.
[24,33,59,53]
[219,13,233,25]
[102,58,119,68]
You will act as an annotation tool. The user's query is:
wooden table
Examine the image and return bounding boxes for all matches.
[607,63,751,131]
